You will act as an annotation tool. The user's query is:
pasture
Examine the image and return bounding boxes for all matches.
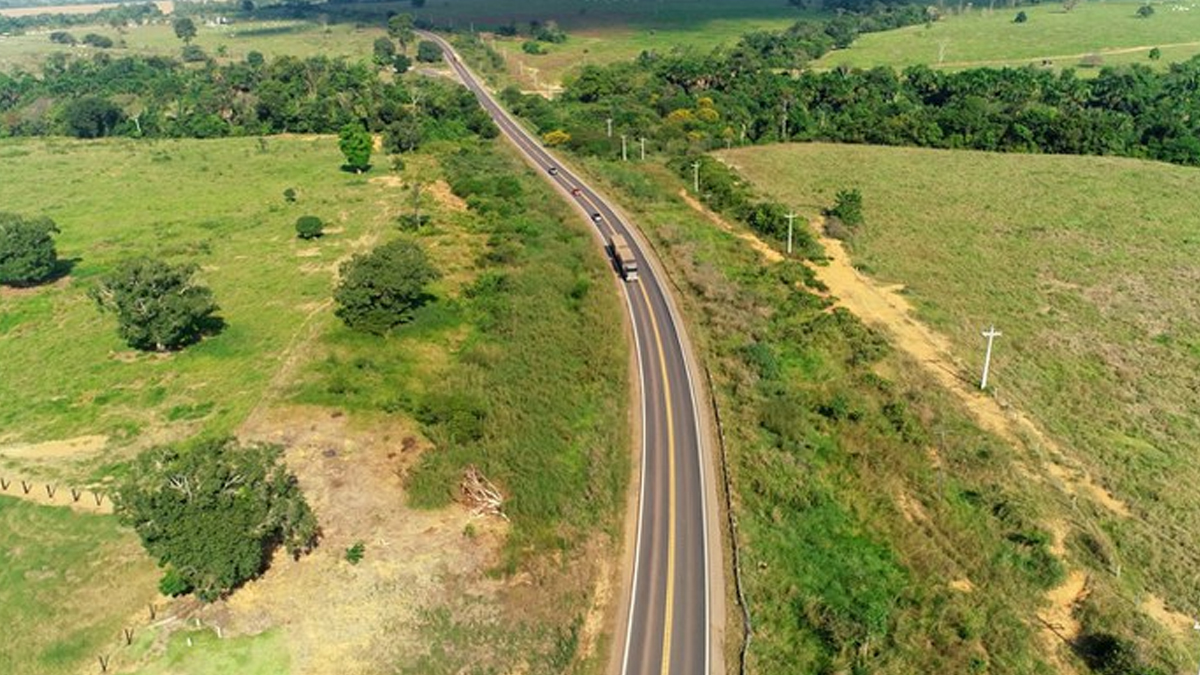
[720,142,1200,632]
[815,0,1200,70]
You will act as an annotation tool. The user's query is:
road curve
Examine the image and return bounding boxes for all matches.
[420,32,719,675]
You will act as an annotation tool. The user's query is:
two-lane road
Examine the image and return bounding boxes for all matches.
[421,33,719,675]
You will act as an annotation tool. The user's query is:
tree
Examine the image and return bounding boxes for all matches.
[334,238,439,334]
[173,17,197,44]
[1136,4,1154,18]
[295,215,324,239]
[0,212,61,286]
[90,258,221,351]
[1149,47,1162,60]
[387,13,415,53]
[113,437,318,601]
[521,41,544,55]
[338,123,372,173]
[1014,10,1028,22]
[48,30,76,45]
[60,96,124,138]
[373,36,396,66]
[416,40,442,63]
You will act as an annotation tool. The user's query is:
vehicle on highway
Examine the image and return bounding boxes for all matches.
[571,187,581,196]
[548,166,559,176]
[591,212,602,223]
[609,234,639,282]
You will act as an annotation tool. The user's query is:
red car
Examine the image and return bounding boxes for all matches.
[570,187,582,196]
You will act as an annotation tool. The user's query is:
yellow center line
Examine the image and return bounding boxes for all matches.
[638,280,677,675]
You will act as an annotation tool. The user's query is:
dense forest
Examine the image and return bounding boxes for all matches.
[0,50,496,142]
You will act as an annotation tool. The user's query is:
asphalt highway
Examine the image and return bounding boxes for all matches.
[420,32,715,675]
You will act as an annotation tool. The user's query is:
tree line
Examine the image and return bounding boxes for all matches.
[490,17,1200,167]
[0,50,494,142]
[0,2,162,35]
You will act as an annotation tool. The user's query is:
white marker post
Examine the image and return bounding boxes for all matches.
[786,211,797,255]
[621,134,628,162]
[606,118,613,138]
[692,161,701,193]
[980,325,1002,390]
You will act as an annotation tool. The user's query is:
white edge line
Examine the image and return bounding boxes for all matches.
[620,286,649,675]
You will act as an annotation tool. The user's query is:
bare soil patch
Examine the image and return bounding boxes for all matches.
[1141,594,1194,639]
[212,406,508,674]
[428,179,468,213]
[0,434,107,460]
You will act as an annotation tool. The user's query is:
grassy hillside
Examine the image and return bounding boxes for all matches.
[720,141,1200,659]
[815,0,1200,71]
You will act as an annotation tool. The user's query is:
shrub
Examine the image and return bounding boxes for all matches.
[825,188,864,228]
[283,187,297,203]
[48,31,76,45]
[82,33,114,48]
[1136,4,1154,18]
[416,39,442,62]
[522,41,545,55]
[0,212,61,286]
[1149,47,1162,60]
[1013,10,1028,22]
[345,541,365,564]
[90,257,222,352]
[334,238,440,334]
[295,215,324,239]
[181,44,207,62]
[114,438,318,601]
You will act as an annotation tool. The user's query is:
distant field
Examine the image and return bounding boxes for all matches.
[0,496,158,675]
[0,20,383,72]
[720,142,1200,619]
[0,1,171,17]
[815,0,1200,71]
[0,136,398,445]
[341,0,803,28]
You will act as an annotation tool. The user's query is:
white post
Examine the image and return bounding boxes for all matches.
[639,137,646,160]
[621,134,628,161]
[980,325,1002,390]
[786,211,797,255]
[606,118,613,138]
[692,161,701,193]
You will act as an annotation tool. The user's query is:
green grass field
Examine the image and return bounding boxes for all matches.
[0,496,159,675]
[0,136,401,445]
[126,629,289,675]
[815,0,1200,71]
[0,20,384,72]
[720,142,1200,624]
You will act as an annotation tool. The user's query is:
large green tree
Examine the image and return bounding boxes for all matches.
[60,96,123,138]
[90,257,221,351]
[114,438,318,601]
[338,123,372,173]
[172,16,196,43]
[0,212,61,286]
[416,40,443,63]
[387,13,415,53]
[334,237,439,334]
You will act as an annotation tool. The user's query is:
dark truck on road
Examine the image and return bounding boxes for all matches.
[609,233,638,282]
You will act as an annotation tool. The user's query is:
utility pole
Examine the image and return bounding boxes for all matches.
[621,134,628,161]
[692,161,701,193]
[639,137,646,160]
[786,211,797,255]
[980,325,1002,390]
[606,118,613,138]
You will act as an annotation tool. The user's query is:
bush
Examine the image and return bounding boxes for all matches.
[0,212,61,286]
[416,39,442,63]
[181,44,207,62]
[90,257,222,351]
[82,33,114,48]
[114,438,318,601]
[825,188,864,228]
[283,187,297,203]
[49,31,76,45]
[1136,4,1154,18]
[1013,10,1028,22]
[334,238,440,334]
[295,215,324,239]
[345,541,365,564]
[1149,47,1162,60]
[521,40,544,55]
